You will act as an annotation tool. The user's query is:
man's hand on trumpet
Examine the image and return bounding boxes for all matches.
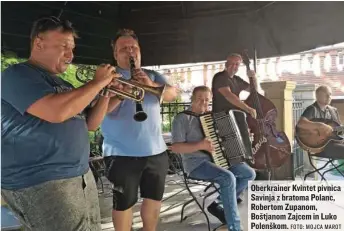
[94,64,127,98]
[94,64,119,86]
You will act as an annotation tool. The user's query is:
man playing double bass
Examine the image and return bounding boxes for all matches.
[296,85,344,157]
[204,52,259,229]
[212,53,258,118]
[212,52,259,154]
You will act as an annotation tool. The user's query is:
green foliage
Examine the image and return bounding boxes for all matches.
[1,51,26,72]
[58,65,83,88]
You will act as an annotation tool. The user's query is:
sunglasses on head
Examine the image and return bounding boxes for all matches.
[36,16,73,29]
[31,16,74,39]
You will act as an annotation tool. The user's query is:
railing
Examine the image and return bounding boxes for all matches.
[292,99,305,177]
[160,102,192,132]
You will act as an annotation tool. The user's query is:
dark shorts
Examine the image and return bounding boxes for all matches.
[104,151,169,211]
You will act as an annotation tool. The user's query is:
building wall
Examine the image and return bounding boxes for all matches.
[148,44,344,101]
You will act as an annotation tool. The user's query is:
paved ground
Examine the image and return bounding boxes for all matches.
[99,173,249,231]
[2,158,342,231]
[99,158,344,231]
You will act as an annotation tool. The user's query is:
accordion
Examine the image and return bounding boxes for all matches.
[199,110,254,169]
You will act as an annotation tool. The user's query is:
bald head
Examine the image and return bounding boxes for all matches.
[316,85,332,106]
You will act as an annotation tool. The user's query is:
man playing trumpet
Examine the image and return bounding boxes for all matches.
[1,16,122,231]
[96,29,178,231]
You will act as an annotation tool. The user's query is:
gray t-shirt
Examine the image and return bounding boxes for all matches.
[171,110,211,174]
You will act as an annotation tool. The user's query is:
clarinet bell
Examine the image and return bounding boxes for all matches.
[134,102,147,122]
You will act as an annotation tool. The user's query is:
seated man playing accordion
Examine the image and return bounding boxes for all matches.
[171,86,255,231]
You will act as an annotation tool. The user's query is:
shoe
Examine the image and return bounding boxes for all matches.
[207,202,227,224]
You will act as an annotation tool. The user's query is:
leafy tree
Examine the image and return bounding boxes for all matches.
[58,65,83,88]
[1,51,26,72]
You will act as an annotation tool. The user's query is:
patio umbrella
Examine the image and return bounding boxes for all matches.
[1,1,344,66]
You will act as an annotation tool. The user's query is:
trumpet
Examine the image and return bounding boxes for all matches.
[75,64,166,104]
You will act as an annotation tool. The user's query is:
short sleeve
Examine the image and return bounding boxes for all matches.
[145,69,168,85]
[155,71,168,85]
[236,77,250,91]
[212,72,229,91]
[301,106,315,120]
[1,63,55,115]
[171,114,187,143]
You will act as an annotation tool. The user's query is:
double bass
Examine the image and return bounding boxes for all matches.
[241,51,292,178]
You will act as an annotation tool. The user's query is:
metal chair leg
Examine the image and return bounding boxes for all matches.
[202,189,218,210]
[180,197,196,222]
[213,224,226,231]
[322,161,344,178]
[182,179,212,231]
[304,154,331,181]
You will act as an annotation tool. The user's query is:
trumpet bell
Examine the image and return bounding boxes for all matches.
[75,65,97,83]
[130,80,166,104]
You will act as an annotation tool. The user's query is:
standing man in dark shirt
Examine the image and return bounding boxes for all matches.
[297,85,344,158]
[212,53,257,118]
[209,53,258,229]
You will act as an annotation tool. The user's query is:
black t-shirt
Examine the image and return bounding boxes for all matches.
[301,102,341,124]
[211,70,249,113]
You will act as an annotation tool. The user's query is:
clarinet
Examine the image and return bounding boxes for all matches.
[129,57,148,122]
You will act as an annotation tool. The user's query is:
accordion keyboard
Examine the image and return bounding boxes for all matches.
[200,113,229,168]
[199,110,250,169]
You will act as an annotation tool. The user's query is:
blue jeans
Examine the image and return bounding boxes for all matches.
[189,161,256,231]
